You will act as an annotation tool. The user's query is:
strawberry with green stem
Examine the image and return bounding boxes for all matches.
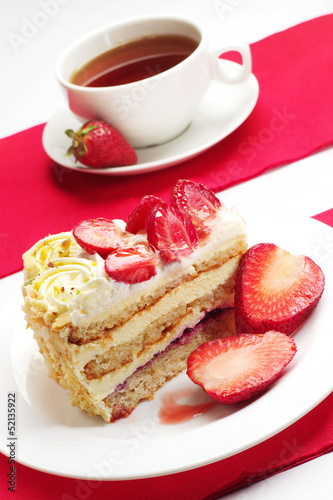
[65,120,137,168]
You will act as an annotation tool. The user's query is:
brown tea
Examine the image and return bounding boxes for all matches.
[70,34,198,87]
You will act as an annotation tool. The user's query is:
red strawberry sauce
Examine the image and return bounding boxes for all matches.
[158,387,217,425]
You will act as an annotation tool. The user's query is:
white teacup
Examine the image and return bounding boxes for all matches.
[56,16,252,148]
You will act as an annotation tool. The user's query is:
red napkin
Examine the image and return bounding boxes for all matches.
[313,208,333,227]
[1,14,333,279]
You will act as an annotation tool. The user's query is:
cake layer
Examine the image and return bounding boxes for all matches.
[83,255,239,381]
[31,307,236,421]
[39,308,236,422]
[67,235,244,344]
[29,253,242,403]
[104,308,236,422]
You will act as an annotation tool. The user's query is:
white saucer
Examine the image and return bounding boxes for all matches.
[42,61,259,176]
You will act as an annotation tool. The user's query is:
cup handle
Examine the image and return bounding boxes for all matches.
[210,43,252,84]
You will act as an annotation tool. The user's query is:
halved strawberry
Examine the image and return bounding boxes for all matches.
[187,331,297,404]
[234,243,325,335]
[126,195,166,234]
[105,244,158,284]
[146,204,198,263]
[170,179,221,238]
[73,218,131,259]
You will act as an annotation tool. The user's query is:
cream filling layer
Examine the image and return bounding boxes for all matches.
[41,255,240,401]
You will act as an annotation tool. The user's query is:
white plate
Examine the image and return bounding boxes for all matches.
[0,207,332,480]
[42,60,259,175]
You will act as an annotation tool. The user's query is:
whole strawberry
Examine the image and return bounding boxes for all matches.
[65,120,137,168]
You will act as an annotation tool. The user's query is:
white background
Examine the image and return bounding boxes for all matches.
[1,1,333,498]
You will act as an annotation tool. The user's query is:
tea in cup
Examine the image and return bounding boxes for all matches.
[56,16,252,148]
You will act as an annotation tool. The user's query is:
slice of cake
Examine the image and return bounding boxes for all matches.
[22,180,247,422]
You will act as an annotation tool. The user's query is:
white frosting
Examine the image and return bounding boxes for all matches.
[23,206,246,326]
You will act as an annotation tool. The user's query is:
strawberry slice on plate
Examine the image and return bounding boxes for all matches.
[105,244,158,284]
[187,331,297,404]
[234,243,325,335]
[126,195,166,234]
[73,218,131,259]
[146,203,198,263]
[170,179,221,238]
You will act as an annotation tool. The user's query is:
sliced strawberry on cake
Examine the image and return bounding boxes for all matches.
[146,203,198,262]
[234,243,325,335]
[126,195,166,234]
[73,217,132,259]
[187,331,297,404]
[105,245,158,284]
[170,179,221,238]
